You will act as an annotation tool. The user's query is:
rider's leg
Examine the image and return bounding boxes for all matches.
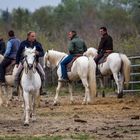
[94,53,103,64]
[0,58,12,85]
[13,63,24,96]
[36,63,46,95]
[94,53,104,75]
[60,55,73,80]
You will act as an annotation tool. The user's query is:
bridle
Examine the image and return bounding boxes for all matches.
[24,55,36,74]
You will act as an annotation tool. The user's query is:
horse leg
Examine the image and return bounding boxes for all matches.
[53,82,62,105]
[23,91,30,126]
[1,86,9,107]
[81,79,90,105]
[113,73,123,98]
[31,92,38,122]
[68,82,74,104]
[99,77,105,97]
[118,73,124,98]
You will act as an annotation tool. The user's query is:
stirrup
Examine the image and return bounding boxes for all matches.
[58,78,70,82]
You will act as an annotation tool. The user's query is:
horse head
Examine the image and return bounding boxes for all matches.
[44,50,67,69]
[44,50,51,68]
[24,47,37,72]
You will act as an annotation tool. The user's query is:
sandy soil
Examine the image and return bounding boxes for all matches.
[0,93,140,140]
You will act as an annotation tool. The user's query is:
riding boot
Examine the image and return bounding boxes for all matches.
[40,79,47,96]
[12,79,19,96]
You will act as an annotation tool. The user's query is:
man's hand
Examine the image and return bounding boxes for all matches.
[35,51,39,55]
[15,64,19,68]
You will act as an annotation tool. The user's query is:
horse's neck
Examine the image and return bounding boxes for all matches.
[23,68,38,79]
[50,52,67,66]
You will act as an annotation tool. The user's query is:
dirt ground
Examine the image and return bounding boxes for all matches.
[0,92,140,140]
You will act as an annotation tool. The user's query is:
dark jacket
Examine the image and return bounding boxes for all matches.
[98,33,113,54]
[0,39,6,55]
[16,39,44,64]
[68,35,87,55]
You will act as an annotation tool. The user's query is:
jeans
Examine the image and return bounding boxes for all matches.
[0,57,12,83]
[60,54,74,79]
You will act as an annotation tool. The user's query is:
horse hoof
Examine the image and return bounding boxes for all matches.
[117,92,123,98]
[32,117,36,122]
[82,101,86,105]
[53,102,60,106]
[70,100,74,105]
[102,91,105,97]
[24,122,29,126]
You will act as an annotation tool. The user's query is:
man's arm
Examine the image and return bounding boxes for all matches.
[36,43,44,57]
[1,42,5,55]
[83,41,87,52]
[4,41,12,57]
[68,42,75,54]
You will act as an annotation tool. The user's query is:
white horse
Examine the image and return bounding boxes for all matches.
[84,47,131,98]
[21,47,41,126]
[0,55,19,106]
[44,50,96,105]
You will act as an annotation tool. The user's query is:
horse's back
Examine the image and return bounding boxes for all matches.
[73,56,89,68]
[107,53,122,64]
[70,56,89,77]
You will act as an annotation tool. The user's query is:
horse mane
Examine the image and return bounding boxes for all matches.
[48,50,67,61]
[84,47,97,57]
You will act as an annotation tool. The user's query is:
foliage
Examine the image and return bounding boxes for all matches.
[0,134,95,140]
[0,0,139,55]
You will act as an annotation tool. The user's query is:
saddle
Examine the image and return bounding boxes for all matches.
[67,54,83,72]
[5,60,16,75]
[98,50,113,64]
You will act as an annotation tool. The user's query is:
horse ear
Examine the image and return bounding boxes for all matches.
[25,46,27,50]
[33,46,36,51]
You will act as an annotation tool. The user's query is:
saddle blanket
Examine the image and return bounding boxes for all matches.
[67,54,82,72]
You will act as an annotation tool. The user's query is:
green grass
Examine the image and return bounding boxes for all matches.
[0,134,95,140]
[0,136,62,140]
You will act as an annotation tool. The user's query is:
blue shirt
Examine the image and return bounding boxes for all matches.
[4,37,20,59]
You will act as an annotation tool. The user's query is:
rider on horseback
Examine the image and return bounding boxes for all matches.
[60,30,87,82]
[13,31,46,96]
[0,35,6,55]
[94,27,113,64]
[0,30,20,85]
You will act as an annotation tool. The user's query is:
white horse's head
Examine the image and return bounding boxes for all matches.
[84,47,98,58]
[24,47,37,71]
[44,50,67,69]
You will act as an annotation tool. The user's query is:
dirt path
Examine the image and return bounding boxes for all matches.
[0,94,140,140]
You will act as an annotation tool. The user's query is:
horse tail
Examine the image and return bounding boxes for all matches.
[88,56,96,101]
[120,54,131,88]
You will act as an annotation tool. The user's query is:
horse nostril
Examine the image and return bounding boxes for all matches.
[28,64,33,69]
